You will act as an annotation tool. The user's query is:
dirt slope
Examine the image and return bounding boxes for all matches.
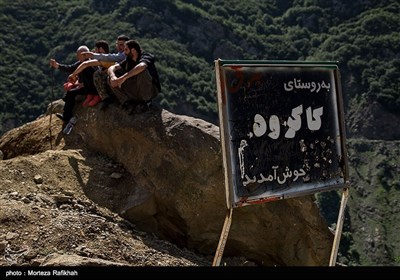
[0,117,251,268]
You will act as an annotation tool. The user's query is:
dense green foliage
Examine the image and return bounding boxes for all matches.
[315,139,400,266]
[1,0,400,266]
[345,140,400,265]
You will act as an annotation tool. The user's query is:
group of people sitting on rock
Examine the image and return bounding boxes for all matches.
[50,34,161,125]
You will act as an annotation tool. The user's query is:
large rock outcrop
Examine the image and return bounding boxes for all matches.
[74,103,335,266]
[0,101,334,266]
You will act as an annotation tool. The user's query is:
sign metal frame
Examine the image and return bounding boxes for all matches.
[215,59,349,208]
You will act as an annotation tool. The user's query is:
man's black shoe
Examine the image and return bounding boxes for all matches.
[121,100,133,110]
[100,101,109,110]
[100,98,113,110]
[135,103,148,113]
[135,100,152,113]
[55,113,65,122]
[146,100,152,108]
[121,100,139,114]
[127,103,139,115]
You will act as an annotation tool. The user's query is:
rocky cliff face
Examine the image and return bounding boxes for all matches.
[0,101,333,266]
[346,99,400,140]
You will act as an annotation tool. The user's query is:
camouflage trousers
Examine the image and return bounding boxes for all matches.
[93,70,112,100]
[109,69,158,104]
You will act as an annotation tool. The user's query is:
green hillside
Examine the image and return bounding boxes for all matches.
[1,0,399,266]
[1,0,399,134]
[316,140,400,266]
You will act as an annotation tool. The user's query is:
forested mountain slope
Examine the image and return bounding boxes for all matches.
[1,0,399,266]
[1,0,399,137]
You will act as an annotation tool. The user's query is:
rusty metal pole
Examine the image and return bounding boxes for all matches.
[212,208,233,266]
[329,187,349,266]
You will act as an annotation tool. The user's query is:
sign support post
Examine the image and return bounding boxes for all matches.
[212,207,233,266]
[329,187,350,266]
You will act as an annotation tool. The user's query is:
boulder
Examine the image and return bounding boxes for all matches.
[71,102,333,266]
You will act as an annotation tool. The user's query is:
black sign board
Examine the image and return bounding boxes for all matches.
[215,60,349,208]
